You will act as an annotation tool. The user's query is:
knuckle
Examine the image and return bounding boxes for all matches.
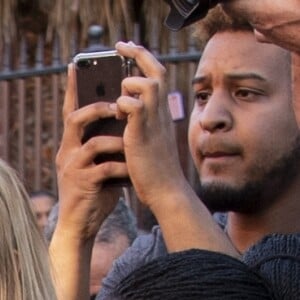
[84,137,98,151]
[158,65,167,77]
[100,162,114,177]
[134,45,147,56]
[64,111,78,127]
[134,102,144,113]
[148,79,160,92]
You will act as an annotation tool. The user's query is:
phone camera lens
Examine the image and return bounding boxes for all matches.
[77,59,91,69]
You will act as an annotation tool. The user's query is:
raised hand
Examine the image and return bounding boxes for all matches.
[115,42,186,210]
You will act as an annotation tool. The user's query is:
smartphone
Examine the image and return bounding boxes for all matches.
[73,50,134,186]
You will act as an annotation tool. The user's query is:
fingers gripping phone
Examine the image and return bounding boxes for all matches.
[73,50,134,187]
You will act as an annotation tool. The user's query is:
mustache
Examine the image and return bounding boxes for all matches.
[198,139,243,157]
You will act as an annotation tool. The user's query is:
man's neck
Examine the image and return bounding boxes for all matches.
[226,176,300,253]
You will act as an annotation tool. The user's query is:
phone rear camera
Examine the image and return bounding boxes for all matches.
[77,59,91,69]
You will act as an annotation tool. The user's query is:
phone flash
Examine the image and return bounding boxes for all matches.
[92,60,98,66]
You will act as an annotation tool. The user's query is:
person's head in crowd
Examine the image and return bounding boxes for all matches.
[45,198,137,298]
[186,5,300,221]
[0,159,55,299]
[29,190,56,233]
[113,249,275,299]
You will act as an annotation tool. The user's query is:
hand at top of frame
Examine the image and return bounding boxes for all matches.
[221,0,300,54]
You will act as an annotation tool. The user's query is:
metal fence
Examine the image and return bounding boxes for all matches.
[0,25,201,197]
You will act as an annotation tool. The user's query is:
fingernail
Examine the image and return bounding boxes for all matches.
[115,41,126,48]
[116,41,136,49]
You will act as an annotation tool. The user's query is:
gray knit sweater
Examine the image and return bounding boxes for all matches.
[97,227,300,299]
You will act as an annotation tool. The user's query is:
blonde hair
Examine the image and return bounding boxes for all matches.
[0,159,56,300]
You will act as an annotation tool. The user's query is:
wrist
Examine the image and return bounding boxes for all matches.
[147,179,198,223]
[49,223,93,300]
[51,219,96,248]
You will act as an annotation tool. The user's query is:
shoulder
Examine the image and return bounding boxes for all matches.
[114,249,276,299]
[243,233,300,299]
[243,233,300,266]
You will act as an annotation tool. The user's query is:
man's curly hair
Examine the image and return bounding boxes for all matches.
[192,4,253,50]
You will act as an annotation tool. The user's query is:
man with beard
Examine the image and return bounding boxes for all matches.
[51,4,300,300]
[94,7,300,299]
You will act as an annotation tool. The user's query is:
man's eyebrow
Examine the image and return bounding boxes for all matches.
[192,76,207,85]
[225,72,268,82]
[191,73,267,85]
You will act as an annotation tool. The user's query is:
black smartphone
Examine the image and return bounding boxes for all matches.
[73,50,134,186]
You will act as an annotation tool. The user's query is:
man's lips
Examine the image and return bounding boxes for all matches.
[198,138,243,162]
[202,151,239,158]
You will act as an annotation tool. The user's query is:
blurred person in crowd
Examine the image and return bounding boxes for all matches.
[30,190,56,234]
[45,198,137,299]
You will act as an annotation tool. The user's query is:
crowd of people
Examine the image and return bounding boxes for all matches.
[1,1,300,299]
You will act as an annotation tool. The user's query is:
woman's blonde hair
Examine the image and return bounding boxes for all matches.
[0,159,56,300]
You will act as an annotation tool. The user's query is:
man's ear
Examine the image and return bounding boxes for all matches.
[292,53,300,127]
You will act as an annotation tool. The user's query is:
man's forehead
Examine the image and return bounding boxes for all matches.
[196,31,289,75]
[202,30,289,59]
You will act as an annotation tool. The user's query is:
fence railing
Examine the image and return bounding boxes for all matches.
[0,25,201,196]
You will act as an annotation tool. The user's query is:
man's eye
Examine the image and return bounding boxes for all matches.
[235,89,261,100]
[194,92,210,103]
[237,90,252,97]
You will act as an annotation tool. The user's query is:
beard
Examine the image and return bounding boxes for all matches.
[197,135,300,214]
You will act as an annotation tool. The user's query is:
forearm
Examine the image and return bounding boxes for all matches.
[149,180,239,258]
[49,225,94,300]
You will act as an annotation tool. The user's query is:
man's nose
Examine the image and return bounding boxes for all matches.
[199,91,233,133]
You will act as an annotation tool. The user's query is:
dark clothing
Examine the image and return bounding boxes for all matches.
[114,249,277,299]
[97,224,300,299]
[244,233,300,299]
